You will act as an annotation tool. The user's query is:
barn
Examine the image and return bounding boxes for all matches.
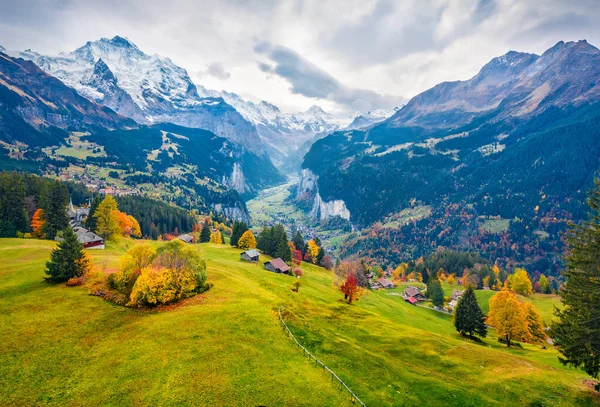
[264,258,290,274]
[241,249,260,262]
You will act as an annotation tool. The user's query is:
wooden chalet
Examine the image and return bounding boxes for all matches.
[241,249,260,262]
[264,258,290,274]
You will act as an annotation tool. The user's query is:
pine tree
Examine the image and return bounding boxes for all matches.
[274,224,291,261]
[427,277,445,308]
[40,181,69,240]
[85,196,102,231]
[220,231,226,244]
[230,221,248,247]
[0,172,28,237]
[552,177,600,379]
[292,231,304,255]
[454,286,487,339]
[44,227,90,283]
[200,223,211,243]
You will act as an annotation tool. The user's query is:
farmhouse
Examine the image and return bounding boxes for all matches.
[405,296,418,306]
[378,278,395,289]
[264,258,290,274]
[451,289,464,301]
[72,226,105,250]
[241,249,260,262]
[404,286,426,302]
[178,234,194,244]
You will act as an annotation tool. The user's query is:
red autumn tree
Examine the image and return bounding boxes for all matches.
[292,249,303,265]
[340,273,362,304]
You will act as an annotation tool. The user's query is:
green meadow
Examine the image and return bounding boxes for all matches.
[0,239,597,406]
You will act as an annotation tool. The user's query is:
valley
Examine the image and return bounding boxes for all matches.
[1,5,600,405]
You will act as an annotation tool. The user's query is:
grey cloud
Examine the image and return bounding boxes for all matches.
[255,41,402,110]
[206,62,231,80]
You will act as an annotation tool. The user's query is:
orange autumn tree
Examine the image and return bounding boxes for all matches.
[114,210,142,238]
[30,208,46,238]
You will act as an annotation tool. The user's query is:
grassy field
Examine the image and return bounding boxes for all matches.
[0,239,597,406]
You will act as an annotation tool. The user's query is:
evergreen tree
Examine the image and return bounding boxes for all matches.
[85,195,102,231]
[316,246,325,265]
[553,178,600,380]
[45,227,90,283]
[292,231,305,255]
[427,276,445,308]
[220,231,226,244]
[0,172,28,237]
[273,224,291,262]
[200,223,211,243]
[40,181,69,240]
[230,221,248,247]
[454,286,487,339]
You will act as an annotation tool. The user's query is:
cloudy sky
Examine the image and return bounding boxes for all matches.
[1,0,599,115]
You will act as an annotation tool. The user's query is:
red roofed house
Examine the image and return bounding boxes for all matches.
[405,296,418,306]
[264,258,290,274]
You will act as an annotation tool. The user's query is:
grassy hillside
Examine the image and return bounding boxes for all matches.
[0,239,597,406]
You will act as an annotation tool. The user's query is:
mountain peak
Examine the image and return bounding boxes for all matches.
[0,45,5,53]
[306,105,326,115]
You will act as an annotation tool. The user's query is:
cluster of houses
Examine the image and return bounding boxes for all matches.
[368,269,396,290]
[447,289,464,312]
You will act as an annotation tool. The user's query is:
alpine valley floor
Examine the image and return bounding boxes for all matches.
[0,239,597,406]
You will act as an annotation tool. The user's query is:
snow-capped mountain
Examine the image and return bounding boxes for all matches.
[197,85,343,159]
[12,36,262,151]
[345,106,402,130]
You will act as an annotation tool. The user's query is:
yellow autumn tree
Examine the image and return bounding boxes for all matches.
[306,239,320,264]
[94,195,120,240]
[437,268,446,281]
[487,290,529,347]
[209,231,223,244]
[508,268,533,296]
[237,230,256,249]
[523,302,546,344]
[392,262,408,281]
[30,208,45,238]
[446,274,456,285]
[492,265,502,290]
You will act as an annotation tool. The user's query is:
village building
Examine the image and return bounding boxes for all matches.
[178,234,194,244]
[405,296,418,306]
[451,289,464,301]
[264,258,290,274]
[448,299,459,312]
[72,226,105,249]
[378,278,395,289]
[404,286,426,302]
[240,249,260,262]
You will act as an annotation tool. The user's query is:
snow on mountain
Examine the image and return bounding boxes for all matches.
[12,36,262,151]
[345,106,403,130]
[197,85,343,158]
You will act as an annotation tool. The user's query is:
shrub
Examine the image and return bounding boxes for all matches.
[16,231,24,238]
[66,277,83,286]
[292,281,301,292]
[113,243,156,296]
[126,240,208,307]
[292,267,303,278]
[128,266,197,307]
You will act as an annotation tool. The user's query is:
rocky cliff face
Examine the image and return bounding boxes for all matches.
[297,168,350,221]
